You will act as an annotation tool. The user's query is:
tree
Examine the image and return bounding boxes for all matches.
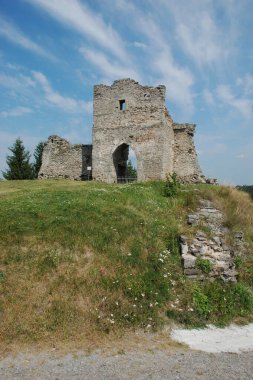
[127,160,137,178]
[33,141,45,178]
[2,138,35,180]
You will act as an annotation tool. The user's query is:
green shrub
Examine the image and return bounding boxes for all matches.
[164,173,180,197]
[196,257,213,273]
[234,256,243,268]
[193,286,211,318]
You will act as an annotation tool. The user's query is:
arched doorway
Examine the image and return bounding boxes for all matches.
[113,144,137,183]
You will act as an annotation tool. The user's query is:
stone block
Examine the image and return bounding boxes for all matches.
[184,268,202,275]
[182,254,196,269]
[181,244,188,255]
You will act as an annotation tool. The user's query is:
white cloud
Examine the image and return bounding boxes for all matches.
[153,50,194,112]
[203,89,215,106]
[83,101,93,114]
[217,84,253,119]
[0,106,33,117]
[26,0,128,61]
[0,73,35,91]
[0,16,54,60]
[161,0,229,67]
[237,74,253,95]
[79,47,140,81]
[133,41,147,49]
[176,14,225,66]
[236,154,245,159]
[32,71,91,113]
[136,16,195,112]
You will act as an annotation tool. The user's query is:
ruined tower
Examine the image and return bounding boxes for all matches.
[92,79,203,183]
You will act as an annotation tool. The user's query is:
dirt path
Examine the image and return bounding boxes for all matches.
[1,325,253,380]
[1,348,253,380]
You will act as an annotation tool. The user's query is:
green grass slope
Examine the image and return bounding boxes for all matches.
[0,180,253,350]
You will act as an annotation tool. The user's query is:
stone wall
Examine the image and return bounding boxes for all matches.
[173,123,204,183]
[92,79,175,183]
[38,135,92,180]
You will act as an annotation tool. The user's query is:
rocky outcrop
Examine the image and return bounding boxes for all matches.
[180,200,247,282]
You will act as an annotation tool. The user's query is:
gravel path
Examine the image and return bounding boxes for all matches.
[1,348,253,380]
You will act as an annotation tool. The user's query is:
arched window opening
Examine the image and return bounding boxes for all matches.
[113,144,137,183]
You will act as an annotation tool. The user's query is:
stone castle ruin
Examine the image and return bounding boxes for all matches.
[39,79,205,183]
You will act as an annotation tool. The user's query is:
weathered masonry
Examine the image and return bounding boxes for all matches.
[39,79,205,183]
[39,136,92,180]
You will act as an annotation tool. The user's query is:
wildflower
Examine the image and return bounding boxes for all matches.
[146,324,151,329]
[149,303,153,308]
[127,253,132,256]
[163,274,168,278]
[133,304,137,308]
[141,293,145,297]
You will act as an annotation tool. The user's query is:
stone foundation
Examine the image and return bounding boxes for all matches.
[180,200,246,282]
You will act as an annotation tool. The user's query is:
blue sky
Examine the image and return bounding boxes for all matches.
[0,0,252,184]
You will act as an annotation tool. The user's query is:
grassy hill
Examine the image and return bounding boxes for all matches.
[0,180,253,351]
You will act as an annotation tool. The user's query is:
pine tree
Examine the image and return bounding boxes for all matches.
[127,160,137,178]
[33,141,45,178]
[2,138,35,180]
